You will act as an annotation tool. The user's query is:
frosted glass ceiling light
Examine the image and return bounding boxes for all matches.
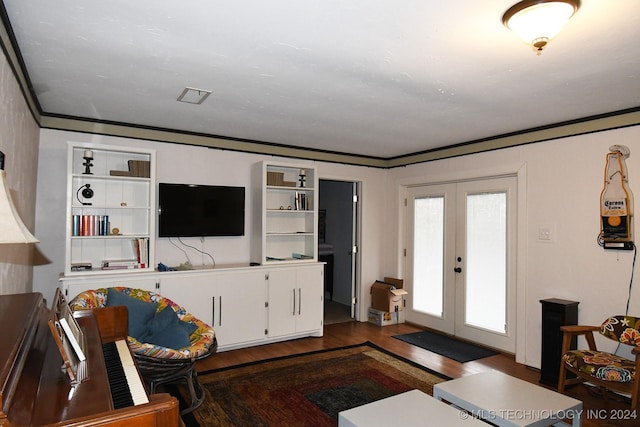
[503,0,580,54]
[0,151,38,244]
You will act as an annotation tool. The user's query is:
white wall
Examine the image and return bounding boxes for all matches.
[385,125,640,368]
[0,45,40,295]
[34,125,640,369]
[33,129,386,323]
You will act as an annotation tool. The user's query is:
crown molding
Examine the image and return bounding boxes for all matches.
[39,114,390,168]
[39,109,639,168]
[385,108,640,168]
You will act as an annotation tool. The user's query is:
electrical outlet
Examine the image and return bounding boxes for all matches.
[538,227,552,241]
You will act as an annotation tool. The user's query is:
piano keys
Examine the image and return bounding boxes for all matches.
[103,340,149,408]
[0,292,179,427]
[114,339,149,406]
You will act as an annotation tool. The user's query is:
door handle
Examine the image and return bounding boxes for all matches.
[454,267,462,273]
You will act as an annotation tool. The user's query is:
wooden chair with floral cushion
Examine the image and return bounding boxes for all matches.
[557,315,640,410]
[70,287,217,415]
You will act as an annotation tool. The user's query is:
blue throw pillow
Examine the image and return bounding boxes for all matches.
[105,289,157,341]
[140,306,192,349]
[180,319,198,337]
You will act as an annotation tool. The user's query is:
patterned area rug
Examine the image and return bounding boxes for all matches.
[179,342,450,426]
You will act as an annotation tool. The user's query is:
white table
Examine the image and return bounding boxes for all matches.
[433,371,583,427]
[338,389,487,427]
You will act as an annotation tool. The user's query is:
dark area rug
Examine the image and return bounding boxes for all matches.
[176,342,450,426]
[393,330,498,363]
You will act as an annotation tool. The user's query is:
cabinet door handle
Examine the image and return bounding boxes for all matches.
[212,296,215,326]
[298,288,302,315]
[219,295,222,327]
[293,289,296,316]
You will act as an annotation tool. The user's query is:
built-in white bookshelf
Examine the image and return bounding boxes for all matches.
[63,142,156,276]
[252,161,318,265]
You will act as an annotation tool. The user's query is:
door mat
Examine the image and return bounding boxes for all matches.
[393,330,499,363]
[175,342,450,426]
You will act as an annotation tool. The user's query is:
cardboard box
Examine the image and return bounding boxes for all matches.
[370,278,408,313]
[383,277,404,289]
[367,307,405,326]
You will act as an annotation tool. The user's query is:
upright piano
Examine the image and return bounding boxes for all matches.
[0,293,180,426]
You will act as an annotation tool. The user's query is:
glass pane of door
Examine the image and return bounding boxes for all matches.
[405,176,516,352]
[465,192,507,333]
[413,196,444,317]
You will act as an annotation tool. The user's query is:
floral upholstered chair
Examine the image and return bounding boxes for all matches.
[70,287,217,415]
[557,315,640,410]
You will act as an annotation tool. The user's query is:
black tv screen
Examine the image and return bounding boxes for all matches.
[158,183,245,237]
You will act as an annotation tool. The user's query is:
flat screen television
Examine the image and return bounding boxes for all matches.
[158,183,245,237]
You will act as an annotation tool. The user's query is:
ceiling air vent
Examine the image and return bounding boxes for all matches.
[177,87,212,104]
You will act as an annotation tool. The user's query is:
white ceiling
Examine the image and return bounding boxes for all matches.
[2,0,639,160]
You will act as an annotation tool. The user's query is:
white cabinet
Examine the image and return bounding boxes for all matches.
[159,265,323,350]
[157,272,215,325]
[252,161,318,265]
[268,264,324,339]
[214,271,268,349]
[158,269,268,351]
[62,273,158,301]
[61,263,323,352]
[64,142,156,276]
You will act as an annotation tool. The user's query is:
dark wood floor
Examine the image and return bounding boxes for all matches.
[196,321,636,427]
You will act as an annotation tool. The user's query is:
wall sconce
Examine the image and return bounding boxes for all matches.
[0,151,38,244]
[502,0,580,54]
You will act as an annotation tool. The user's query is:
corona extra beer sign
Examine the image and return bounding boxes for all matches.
[600,145,634,250]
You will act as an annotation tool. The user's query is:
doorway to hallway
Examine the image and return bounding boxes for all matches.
[319,179,360,324]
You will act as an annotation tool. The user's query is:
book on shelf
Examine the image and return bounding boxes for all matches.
[294,192,309,210]
[101,265,139,270]
[72,215,110,236]
[71,262,92,271]
[102,258,140,270]
[131,237,149,268]
[102,258,138,266]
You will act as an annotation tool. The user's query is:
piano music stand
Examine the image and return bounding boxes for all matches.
[48,289,87,384]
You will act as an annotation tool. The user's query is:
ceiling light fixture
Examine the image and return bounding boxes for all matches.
[177,87,212,105]
[502,0,580,54]
[0,151,38,244]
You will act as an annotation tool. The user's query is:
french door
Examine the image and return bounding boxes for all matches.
[404,176,517,353]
